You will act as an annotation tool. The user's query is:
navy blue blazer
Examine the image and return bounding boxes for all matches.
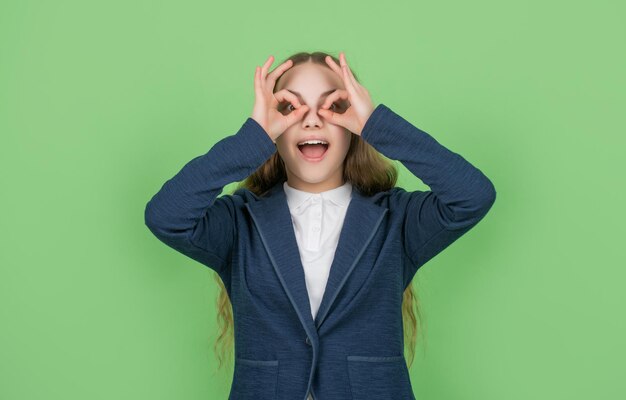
[144,103,496,400]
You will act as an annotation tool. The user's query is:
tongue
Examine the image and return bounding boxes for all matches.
[300,144,327,158]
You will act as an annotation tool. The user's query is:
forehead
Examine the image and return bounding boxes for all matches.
[275,62,344,94]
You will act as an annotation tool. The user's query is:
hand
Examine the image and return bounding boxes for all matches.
[318,52,376,136]
[250,55,310,143]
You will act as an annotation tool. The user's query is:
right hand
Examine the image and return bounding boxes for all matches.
[250,55,310,143]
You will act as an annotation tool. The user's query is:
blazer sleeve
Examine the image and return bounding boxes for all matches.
[360,103,497,273]
[144,117,277,275]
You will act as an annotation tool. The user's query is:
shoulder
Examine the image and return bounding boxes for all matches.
[367,186,429,210]
[216,187,268,209]
[232,187,259,201]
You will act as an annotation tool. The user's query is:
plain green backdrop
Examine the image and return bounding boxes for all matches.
[1,0,624,399]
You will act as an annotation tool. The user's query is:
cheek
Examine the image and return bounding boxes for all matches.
[336,132,352,153]
[274,133,294,154]
[275,145,291,162]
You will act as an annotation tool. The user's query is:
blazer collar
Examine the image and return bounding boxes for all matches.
[245,180,389,344]
[283,180,353,210]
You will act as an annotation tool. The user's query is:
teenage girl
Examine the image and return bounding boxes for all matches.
[145,51,496,400]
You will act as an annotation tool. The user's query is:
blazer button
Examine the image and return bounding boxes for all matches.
[305,337,312,346]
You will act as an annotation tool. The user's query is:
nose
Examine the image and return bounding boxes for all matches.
[302,106,323,128]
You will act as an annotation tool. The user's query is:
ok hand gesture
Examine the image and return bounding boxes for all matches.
[250,55,310,143]
[318,52,376,136]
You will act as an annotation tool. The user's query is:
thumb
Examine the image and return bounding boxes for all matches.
[285,105,309,127]
[318,108,345,127]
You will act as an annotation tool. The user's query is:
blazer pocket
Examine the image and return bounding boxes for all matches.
[347,355,415,400]
[229,357,279,400]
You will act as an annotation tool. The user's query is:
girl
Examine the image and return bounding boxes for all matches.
[145,51,496,400]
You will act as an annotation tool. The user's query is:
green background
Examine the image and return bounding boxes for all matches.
[1,0,624,399]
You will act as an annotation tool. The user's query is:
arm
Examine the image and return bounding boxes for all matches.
[144,117,276,275]
[360,103,497,271]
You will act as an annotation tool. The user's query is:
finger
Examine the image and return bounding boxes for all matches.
[284,104,310,126]
[260,55,275,83]
[254,66,262,93]
[320,89,349,110]
[329,52,356,96]
[273,88,302,108]
[318,106,346,126]
[340,63,357,96]
[324,55,344,80]
[324,55,356,97]
[340,52,359,89]
[339,52,360,92]
[266,59,294,87]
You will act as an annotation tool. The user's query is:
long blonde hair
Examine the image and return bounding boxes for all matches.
[211,51,422,371]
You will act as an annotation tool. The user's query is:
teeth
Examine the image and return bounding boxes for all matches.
[297,139,328,146]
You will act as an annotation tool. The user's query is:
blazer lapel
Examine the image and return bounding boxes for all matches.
[314,186,388,331]
[245,180,388,338]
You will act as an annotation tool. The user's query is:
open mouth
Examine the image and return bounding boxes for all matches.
[297,143,329,161]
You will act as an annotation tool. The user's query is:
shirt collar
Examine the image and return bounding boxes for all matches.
[283,180,353,211]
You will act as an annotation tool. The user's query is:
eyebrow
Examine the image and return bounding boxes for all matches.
[286,89,336,102]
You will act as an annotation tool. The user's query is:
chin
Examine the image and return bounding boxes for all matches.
[293,171,332,184]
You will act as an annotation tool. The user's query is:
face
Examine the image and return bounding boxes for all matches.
[274,61,352,193]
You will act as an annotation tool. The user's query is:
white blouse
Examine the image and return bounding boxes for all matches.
[283,180,353,400]
[283,180,353,320]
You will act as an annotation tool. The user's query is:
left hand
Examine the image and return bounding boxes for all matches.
[318,52,376,136]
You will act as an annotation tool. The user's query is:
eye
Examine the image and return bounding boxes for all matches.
[278,102,296,113]
[279,101,345,114]
[328,102,347,113]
